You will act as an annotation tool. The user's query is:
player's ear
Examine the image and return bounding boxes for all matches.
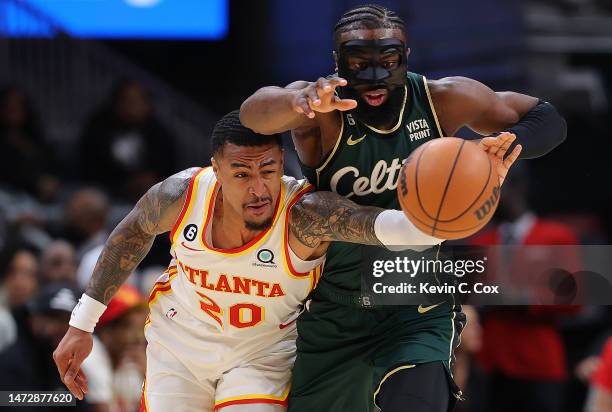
[211,157,220,180]
[405,48,411,60]
[279,149,285,174]
[333,50,338,72]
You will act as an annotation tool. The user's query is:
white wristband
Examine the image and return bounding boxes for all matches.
[374,209,443,251]
[69,293,107,333]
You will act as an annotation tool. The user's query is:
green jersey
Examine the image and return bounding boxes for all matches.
[301,72,444,292]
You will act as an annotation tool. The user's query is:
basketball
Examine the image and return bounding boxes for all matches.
[397,137,500,240]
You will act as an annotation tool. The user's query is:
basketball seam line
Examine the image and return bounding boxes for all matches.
[435,148,494,223]
[403,206,490,233]
[414,143,435,222]
[432,140,466,235]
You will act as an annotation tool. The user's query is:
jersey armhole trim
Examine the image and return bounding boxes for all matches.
[169,167,206,243]
[423,76,445,137]
[282,182,324,292]
[282,183,317,278]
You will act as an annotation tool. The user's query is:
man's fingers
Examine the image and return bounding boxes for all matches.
[63,371,84,400]
[503,144,522,168]
[316,77,349,99]
[53,351,70,379]
[496,134,516,158]
[332,97,358,111]
[315,78,331,99]
[64,351,86,385]
[480,132,516,156]
[307,87,321,106]
[75,371,88,395]
[327,77,348,89]
[64,361,85,400]
[317,77,347,94]
[294,97,315,118]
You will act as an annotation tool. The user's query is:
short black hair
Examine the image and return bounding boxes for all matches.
[0,240,40,283]
[211,110,282,157]
[334,4,406,46]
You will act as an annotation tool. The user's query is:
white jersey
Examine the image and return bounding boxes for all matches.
[150,167,324,338]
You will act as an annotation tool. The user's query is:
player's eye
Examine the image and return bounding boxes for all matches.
[348,58,368,71]
[261,170,276,177]
[234,173,248,178]
[381,58,399,69]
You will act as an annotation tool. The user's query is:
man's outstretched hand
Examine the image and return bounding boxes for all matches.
[53,326,92,400]
[291,77,357,118]
[478,132,522,186]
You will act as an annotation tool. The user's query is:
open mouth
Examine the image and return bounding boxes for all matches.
[362,88,389,106]
[246,201,271,216]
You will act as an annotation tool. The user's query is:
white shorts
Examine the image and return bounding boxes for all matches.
[140,286,297,412]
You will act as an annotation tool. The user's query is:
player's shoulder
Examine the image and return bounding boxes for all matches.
[281,175,313,199]
[170,167,205,181]
[427,76,490,112]
[427,76,482,97]
[156,167,209,200]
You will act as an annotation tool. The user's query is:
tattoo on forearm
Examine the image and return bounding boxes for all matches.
[290,191,383,248]
[85,169,196,304]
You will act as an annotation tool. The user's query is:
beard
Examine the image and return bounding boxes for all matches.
[243,195,274,231]
[342,85,405,129]
[245,217,273,231]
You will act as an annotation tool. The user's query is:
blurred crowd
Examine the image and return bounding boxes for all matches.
[1,77,612,412]
[0,80,174,412]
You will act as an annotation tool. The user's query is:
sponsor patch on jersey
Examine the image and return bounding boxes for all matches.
[253,248,277,268]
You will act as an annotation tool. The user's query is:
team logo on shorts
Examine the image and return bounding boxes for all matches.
[183,224,198,241]
[254,249,277,268]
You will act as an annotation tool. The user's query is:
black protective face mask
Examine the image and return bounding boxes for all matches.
[337,38,407,91]
[336,38,408,128]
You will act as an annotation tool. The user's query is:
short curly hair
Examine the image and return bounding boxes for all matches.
[211,110,282,157]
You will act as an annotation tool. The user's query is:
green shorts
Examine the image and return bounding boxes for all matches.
[287,285,465,412]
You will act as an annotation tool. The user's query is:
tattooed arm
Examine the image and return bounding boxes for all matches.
[288,190,443,260]
[85,167,197,304]
[288,191,384,260]
[53,168,197,400]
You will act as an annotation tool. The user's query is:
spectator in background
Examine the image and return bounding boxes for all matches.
[62,187,109,260]
[0,85,59,202]
[40,240,78,287]
[585,338,612,411]
[0,283,88,411]
[81,284,147,412]
[0,242,40,309]
[470,163,581,412]
[78,79,177,202]
[0,242,40,351]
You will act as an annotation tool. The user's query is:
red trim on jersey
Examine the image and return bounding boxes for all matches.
[169,168,204,242]
[283,183,315,277]
[200,181,283,254]
[147,272,176,304]
[214,397,288,410]
[139,384,148,412]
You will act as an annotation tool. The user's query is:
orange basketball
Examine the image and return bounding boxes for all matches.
[397,137,500,240]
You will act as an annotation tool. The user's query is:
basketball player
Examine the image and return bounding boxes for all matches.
[239,5,567,411]
[52,110,470,412]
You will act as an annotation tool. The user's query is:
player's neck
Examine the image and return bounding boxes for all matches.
[211,189,263,249]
